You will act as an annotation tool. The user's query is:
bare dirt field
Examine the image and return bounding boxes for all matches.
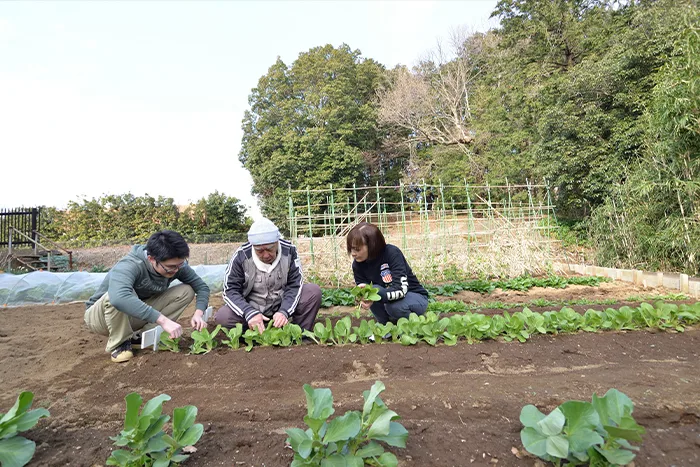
[1,283,699,467]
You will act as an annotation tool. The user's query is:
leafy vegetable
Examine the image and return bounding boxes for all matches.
[189,325,222,354]
[158,334,181,353]
[0,391,50,467]
[520,389,645,466]
[106,392,204,467]
[351,284,382,319]
[286,381,408,466]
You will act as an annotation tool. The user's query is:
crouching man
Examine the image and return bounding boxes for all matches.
[215,218,321,333]
[84,230,210,363]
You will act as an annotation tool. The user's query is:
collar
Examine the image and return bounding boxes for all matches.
[251,241,282,273]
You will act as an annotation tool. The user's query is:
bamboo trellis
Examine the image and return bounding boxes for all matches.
[287,181,558,285]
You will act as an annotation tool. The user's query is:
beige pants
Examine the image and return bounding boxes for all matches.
[84,284,194,352]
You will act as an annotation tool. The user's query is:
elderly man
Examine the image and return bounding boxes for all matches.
[215,218,321,333]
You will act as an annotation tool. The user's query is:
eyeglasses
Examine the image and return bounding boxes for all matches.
[157,259,188,273]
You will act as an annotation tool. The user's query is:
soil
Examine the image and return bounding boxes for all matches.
[1,284,699,467]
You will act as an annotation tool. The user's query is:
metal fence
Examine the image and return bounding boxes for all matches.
[0,207,40,247]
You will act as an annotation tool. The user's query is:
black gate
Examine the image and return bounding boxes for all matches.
[0,207,40,247]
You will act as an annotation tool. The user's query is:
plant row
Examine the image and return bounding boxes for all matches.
[320,274,611,307]
[2,382,646,467]
[159,301,700,353]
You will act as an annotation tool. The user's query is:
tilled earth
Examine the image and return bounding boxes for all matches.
[1,283,699,467]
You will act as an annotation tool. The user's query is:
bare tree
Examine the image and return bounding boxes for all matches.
[378,28,486,167]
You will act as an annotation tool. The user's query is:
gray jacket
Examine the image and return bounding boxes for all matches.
[222,239,303,321]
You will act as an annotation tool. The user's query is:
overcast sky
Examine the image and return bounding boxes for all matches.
[0,0,498,219]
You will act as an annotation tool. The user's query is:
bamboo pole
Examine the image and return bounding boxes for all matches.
[306,187,314,265]
[400,181,407,251]
[329,184,338,271]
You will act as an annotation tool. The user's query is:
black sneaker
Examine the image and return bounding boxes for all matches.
[110,340,133,363]
[130,333,142,350]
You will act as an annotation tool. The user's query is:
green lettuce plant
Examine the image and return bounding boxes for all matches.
[351,284,381,318]
[520,389,645,466]
[221,324,244,349]
[189,325,222,354]
[158,334,181,353]
[106,392,204,467]
[286,380,408,466]
[0,391,50,467]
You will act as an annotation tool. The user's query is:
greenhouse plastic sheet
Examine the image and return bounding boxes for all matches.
[0,264,228,307]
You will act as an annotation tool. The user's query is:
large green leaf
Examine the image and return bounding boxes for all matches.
[592,389,634,426]
[375,452,399,467]
[0,436,35,467]
[105,448,139,466]
[355,441,384,458]
[559,401,603,453]
[367,409,398,438]
[521,427,549,458]
[604,415,645,443]
[594,445,637,465]
[320,453,364,467]
[177,424,204,447]
[141,394,171,421]
[123,393,143,431]
[519,404,546,428]
[363,381,386,417]
[304,385,334,421]
[8,408,49,433]
[373,422,408,448]
[286,427,311,456]
[173,406,198,437]
[0,392,34,425]
[537,408,565,437]
[545,434,569,459]
[142,414,169,441]
[144,435,170,454]
[323,412,361,444]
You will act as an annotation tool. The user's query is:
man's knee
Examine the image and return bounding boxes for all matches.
[177,284,195,303]
[214,305,229,326]
[304,283,322,307]
[214,305,243,328]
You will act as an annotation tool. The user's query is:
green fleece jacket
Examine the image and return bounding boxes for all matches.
[85,245,210,323]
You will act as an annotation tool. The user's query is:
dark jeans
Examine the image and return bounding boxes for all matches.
[370,291,429,324]
[214,283,321,331]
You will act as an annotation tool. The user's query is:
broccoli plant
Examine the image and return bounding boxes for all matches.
[0,391,50,467]
[286,380,408,466]
[351,284,381,319]
[106,392,203,467]
[520,389,645,466]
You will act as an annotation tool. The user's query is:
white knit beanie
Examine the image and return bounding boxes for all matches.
[247,217,280,245]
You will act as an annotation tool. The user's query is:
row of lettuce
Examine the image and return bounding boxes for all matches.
[162,301,700,354]
[2,381,646,467]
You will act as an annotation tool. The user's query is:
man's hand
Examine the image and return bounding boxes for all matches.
[190,309,208,331]
[247,313,269,334]
[156,314,183,339]
[272,312,288,328]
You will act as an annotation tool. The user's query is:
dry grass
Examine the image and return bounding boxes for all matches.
[295,218,558,287]
[63,217,558,286]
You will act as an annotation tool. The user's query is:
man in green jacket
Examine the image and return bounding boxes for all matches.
[84,230,210,363]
